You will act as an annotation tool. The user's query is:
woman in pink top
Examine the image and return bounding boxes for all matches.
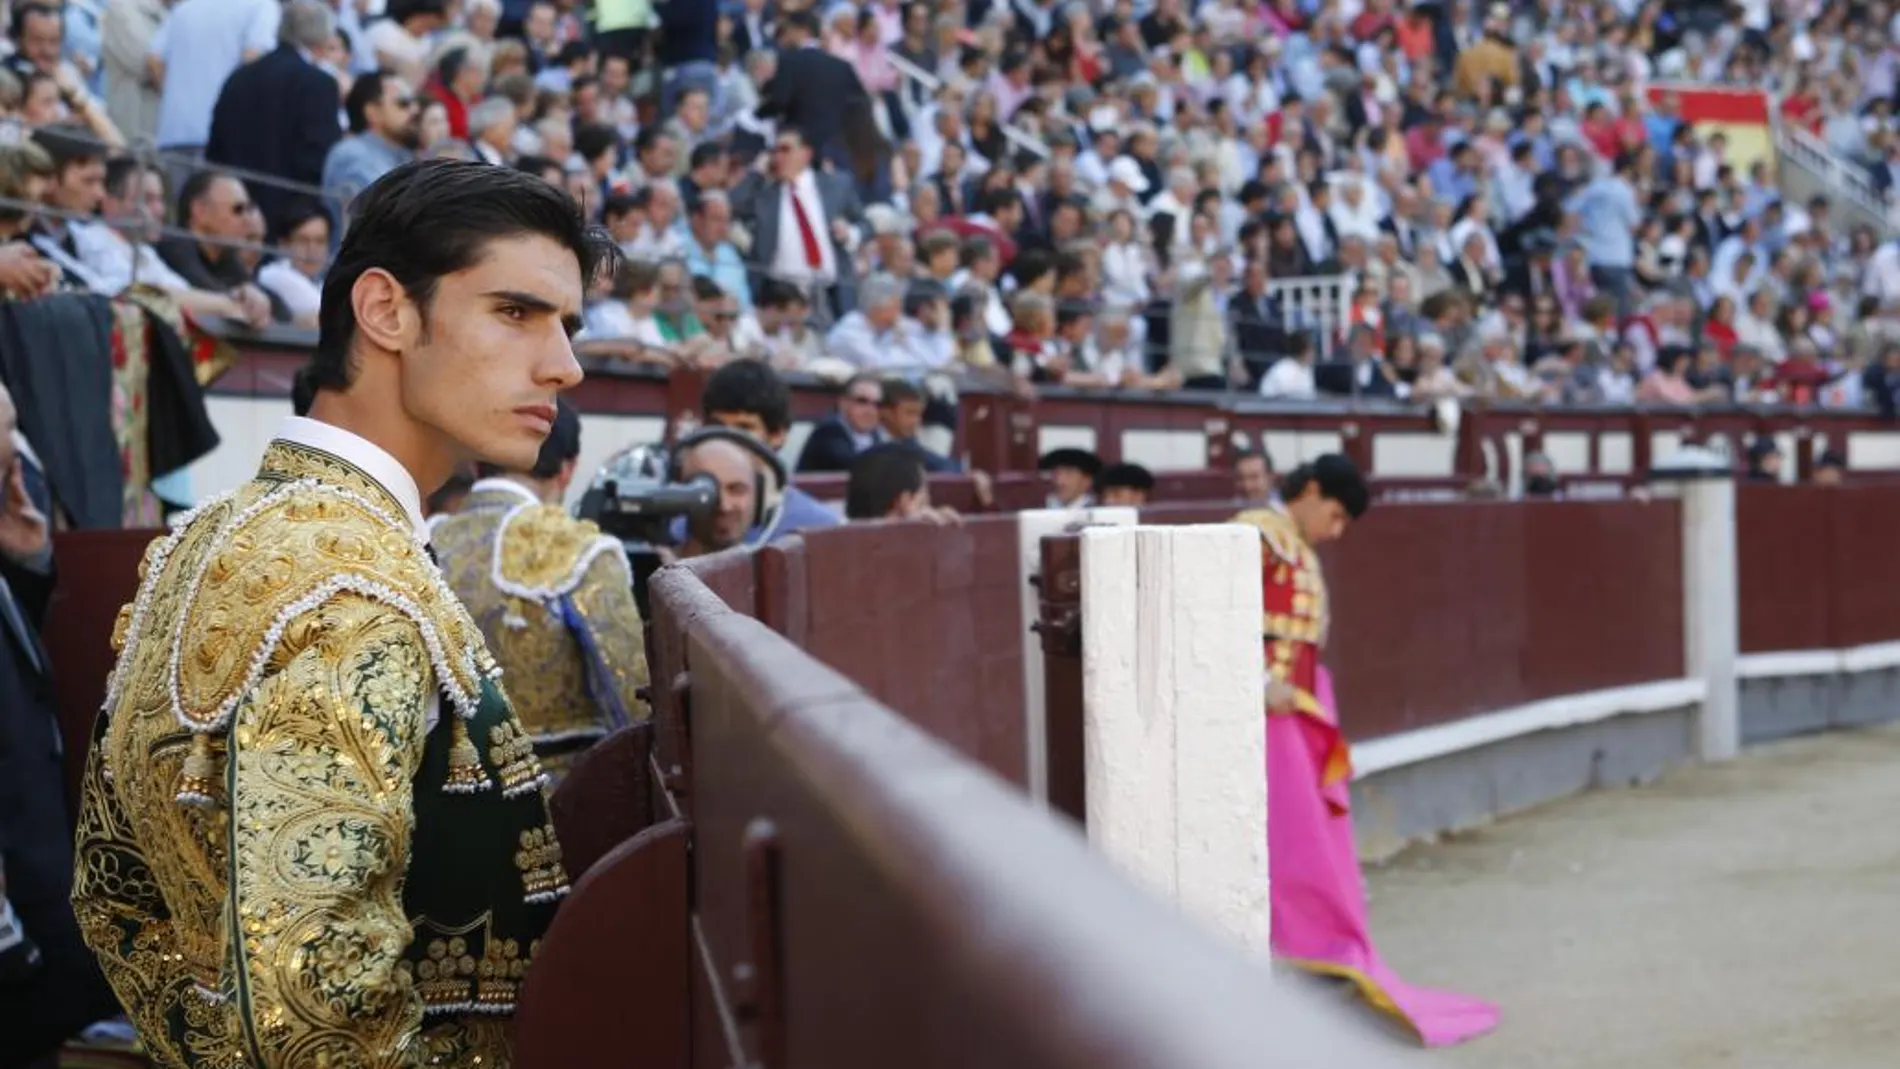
[1636,348,1702,405]
[843,11,898,94]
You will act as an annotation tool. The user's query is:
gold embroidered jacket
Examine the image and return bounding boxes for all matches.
[1232,505,1351,787]
[431,483,648,781]
[70,441,569,1069]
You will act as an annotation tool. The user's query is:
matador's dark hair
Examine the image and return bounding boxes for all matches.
[1278,453,1370,519]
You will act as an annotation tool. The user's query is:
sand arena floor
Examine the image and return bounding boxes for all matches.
[1360,722,1900,1068]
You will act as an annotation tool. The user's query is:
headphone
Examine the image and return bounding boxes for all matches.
[668,426,790,536]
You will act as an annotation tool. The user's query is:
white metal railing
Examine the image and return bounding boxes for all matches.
[1263,274,1352,360]
[886,50,1049,162]
[1775,114,1900,232]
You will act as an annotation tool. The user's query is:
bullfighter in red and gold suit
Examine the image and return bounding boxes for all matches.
[1233,455,1498,1048]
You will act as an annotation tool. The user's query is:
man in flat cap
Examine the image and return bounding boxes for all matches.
[1039,447,1101,508]
[1095,462,1155,507]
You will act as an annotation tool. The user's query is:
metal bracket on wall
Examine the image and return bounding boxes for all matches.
[663,671,693,805]
[731,818,787,1069]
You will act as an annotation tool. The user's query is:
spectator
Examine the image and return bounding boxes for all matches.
[844,442,927,520]
[874,378,957,472]
[147,0,279,156]
[0,380,121,1064]
[733,126,864,318]
[158,170,286,321]
[466,96,518,166]
[1233,448,1274,504]
[681,190,749,309]
[1564,152,1641,319]
[100,0,163,144]
[24,124,107,289]
[1096,462,1155,506]
[323,72,420,207]
[363,0,447,85]
[1259,332,1319,400]
[755,10,865,167]
[1812,449,1847,486]
[844,442,959,523]
[698,358,842,536]
[73,155,268,325]
[827,272,943,370]
[256,201,327,328]
[204,0,341,235]
[0,144,57,299]
[1039,447,1100,509]
[796,372,885,473]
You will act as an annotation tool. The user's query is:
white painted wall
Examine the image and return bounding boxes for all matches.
[1678,474,1740,760]
[1078,525,1268,956]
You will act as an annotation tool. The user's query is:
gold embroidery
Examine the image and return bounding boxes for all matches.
[223,595,429,1066]
[1234,505,1332,651]
[420,1016,514,1067]
[444,718,496,793]
[514,826,568,903]
[485,718,543,795]
[72,441,560,1069]
[405,928,483,1012]
[170,483,486,736]
[435,489,650,785]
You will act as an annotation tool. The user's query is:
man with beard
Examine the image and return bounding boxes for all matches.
[322,70,422,210]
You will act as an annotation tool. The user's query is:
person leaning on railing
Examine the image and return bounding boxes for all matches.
[0,142,58,300]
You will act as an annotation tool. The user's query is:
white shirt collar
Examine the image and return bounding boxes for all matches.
[469,476,542,505]
[273,416,431,542]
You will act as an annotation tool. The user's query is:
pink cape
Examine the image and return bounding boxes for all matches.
[1267,666,1500,1047]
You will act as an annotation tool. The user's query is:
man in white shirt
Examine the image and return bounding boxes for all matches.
[733,127,864,318]
[71,156,270,325]
[828,271,950,372]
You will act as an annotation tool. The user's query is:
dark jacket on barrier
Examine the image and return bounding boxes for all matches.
[0,453,120,1064]
[0,293,221,528]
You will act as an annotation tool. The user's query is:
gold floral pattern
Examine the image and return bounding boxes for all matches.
[72,440,568,1068]
[513,826,567,904]
[1233,506,1331,649]
[433,487,649,784]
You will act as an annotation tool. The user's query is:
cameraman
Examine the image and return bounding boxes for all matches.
[673,434,769,558]
[697,360,842,537]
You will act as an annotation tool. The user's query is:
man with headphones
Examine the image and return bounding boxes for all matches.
[696,359,842,538]
[670,427,789,556]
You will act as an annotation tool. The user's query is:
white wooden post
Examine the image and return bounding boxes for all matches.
[1016,507,1139,805]
[1078,525,1269,955]
[1652,448,1740,761]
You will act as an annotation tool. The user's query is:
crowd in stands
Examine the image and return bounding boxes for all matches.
[1,0,1900,413]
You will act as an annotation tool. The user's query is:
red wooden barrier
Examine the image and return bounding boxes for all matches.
[208,333,1900,487]
[45,528,161,816]
[1822,483,1900,648]
[757,519,1030,785]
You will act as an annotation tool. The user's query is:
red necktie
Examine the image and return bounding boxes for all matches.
[790,188,823,269]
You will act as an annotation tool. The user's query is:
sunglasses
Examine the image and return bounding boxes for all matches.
[845,393,880,405]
